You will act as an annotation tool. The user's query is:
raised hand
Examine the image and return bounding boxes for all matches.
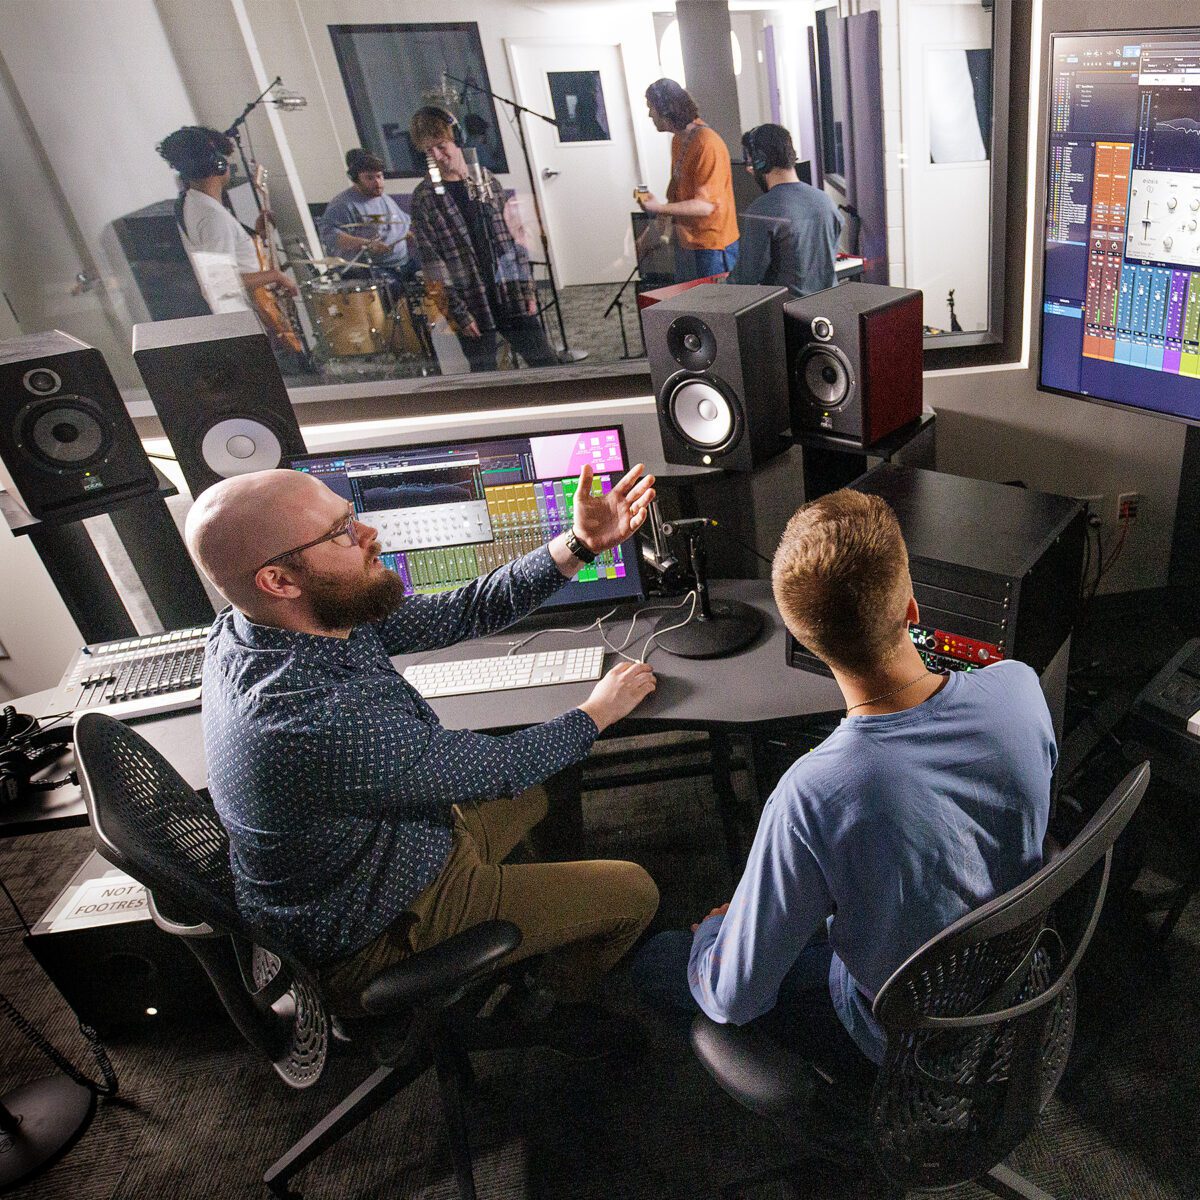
[572,462,656,554]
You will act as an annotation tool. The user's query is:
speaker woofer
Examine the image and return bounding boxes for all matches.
[200,417,286,478]
[665,375,741,451]
[17,396,111,470]
[796,344,853,409]
[666,315,718,371]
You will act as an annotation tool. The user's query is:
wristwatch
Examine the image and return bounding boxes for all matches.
[564,530,597,564]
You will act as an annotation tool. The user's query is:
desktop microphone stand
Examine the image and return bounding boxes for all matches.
[445,72,587,363]
[654,519,763,659]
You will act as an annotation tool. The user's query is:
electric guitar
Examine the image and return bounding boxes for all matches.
[249,163,305,354]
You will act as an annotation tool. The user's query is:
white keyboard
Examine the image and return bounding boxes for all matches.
[404,645,605,699]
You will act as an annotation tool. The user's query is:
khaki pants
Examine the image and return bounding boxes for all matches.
[321,787,660,1014]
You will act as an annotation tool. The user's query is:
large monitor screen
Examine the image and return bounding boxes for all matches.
[1040,29,1200,424]
[288,425,646,612]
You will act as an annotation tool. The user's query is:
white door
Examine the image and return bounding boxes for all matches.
[506,40,642,286]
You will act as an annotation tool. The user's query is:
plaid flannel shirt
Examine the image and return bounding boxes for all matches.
[411,174,537,332]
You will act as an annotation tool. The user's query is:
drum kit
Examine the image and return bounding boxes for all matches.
[297,220,436,365]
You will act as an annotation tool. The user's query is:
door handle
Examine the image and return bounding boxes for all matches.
[541,167,560,179]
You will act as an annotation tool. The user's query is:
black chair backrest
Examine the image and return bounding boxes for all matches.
[74,711,248,938]
[868,762,1149,1191]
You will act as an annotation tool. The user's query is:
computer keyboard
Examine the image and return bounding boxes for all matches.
[403,645,605,699]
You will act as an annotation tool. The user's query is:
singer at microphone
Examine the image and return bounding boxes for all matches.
[409,106,558,374]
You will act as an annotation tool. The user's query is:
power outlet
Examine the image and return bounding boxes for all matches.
[1117,492,1141,523]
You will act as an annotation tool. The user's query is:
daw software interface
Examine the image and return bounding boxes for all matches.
[289,426,646,612]
[1040,29,1200,423]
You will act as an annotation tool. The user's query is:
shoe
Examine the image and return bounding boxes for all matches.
[522,1001,645,1062]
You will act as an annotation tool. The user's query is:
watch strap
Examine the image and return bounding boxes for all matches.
[565,530,597,564]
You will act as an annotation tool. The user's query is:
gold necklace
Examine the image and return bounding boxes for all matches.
[846,670,934,714]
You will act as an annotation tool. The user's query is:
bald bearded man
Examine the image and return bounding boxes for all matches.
[184,465,660,1025]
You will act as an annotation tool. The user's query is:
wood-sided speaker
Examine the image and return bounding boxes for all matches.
[784,282,923,447]
[132,312,306,499]
[0,331,158,522]
[645,284,790,472]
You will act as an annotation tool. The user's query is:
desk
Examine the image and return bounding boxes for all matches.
[6,580,844,861]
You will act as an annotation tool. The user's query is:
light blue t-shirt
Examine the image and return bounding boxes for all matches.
[689,659,1057,1062]
[318,187,411,270]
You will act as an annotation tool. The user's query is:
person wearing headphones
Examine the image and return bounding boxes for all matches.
[637,78,740,283]
[726,123,842,297]
[157,125,299,314]
[318,148,416,285]
[408,106,558,373]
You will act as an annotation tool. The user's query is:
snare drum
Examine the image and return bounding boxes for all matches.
[303,278,387,357]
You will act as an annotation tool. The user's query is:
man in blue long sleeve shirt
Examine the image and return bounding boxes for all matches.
[635,489,1055,1065]
[184,463,659,1014]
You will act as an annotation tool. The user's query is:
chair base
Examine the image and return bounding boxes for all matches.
[982,1163,1055,1200]
[0,1076,95,1192]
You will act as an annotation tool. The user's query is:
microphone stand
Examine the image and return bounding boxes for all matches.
[445,71,587,363]
[653,518,763,659]
[223,76,284,218]
[602,236,662,360]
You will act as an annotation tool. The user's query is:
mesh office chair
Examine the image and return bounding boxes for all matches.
[74,711,531,1200]
[692,761,1150,1200]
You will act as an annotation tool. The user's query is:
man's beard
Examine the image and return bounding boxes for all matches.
[300,554,406,630]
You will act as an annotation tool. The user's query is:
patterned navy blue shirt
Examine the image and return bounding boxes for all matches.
[202,546,598,966]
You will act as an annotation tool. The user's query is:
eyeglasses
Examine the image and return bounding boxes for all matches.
[256,507,360,572]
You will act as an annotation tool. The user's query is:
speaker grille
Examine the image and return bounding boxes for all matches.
[667,377,739,449]
[18,396,112,470]
[796,345,853,409]
[666,315,718,371]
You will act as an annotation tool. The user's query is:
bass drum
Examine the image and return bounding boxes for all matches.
[303,279,387,357]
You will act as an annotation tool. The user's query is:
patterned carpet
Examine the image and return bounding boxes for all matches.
[1,608,1199,1199]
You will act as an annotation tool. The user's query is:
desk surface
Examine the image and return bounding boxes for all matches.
[5,580,844,833]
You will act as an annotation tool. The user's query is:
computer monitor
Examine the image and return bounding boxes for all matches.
[1039,28,1200,424]
[288,425,647,612]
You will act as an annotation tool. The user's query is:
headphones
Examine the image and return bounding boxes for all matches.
[0,707,75,808]
[743,126,770,174]
[414,105,465,148]
[158,127,231,181]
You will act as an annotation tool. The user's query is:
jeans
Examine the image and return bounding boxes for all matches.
[456,314,559,372]
[631,923,883,1067]
[673,239,740,284]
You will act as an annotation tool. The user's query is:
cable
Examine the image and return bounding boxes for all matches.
[503,607,619,656]
[637,590,698,663]
[598,592,698,663]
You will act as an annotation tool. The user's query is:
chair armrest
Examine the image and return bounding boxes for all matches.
[147,889,216,938]
[360,919,521,1017]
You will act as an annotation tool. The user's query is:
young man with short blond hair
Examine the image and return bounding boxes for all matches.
[635,489,1057,1064]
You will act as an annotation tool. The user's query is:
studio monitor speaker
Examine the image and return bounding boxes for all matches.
[0,331,158,522]
[133,312,306,499]
[645,284,790,472]
[784,282,923,447]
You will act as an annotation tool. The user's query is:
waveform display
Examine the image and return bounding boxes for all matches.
[350,464,483,513]
[1144,91,1200,171]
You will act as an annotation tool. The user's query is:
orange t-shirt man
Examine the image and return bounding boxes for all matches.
[667,120,739,252]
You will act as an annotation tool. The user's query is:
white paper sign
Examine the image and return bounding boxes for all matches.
[48,871,148,932]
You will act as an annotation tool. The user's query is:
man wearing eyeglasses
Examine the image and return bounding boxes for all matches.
[184,465,659,1044]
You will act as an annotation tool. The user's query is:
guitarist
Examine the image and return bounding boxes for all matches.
[158,126,299,316]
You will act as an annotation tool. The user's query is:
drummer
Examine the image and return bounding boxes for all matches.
[318,149,417,292]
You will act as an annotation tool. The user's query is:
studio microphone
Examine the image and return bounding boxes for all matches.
[463,147,486,200]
